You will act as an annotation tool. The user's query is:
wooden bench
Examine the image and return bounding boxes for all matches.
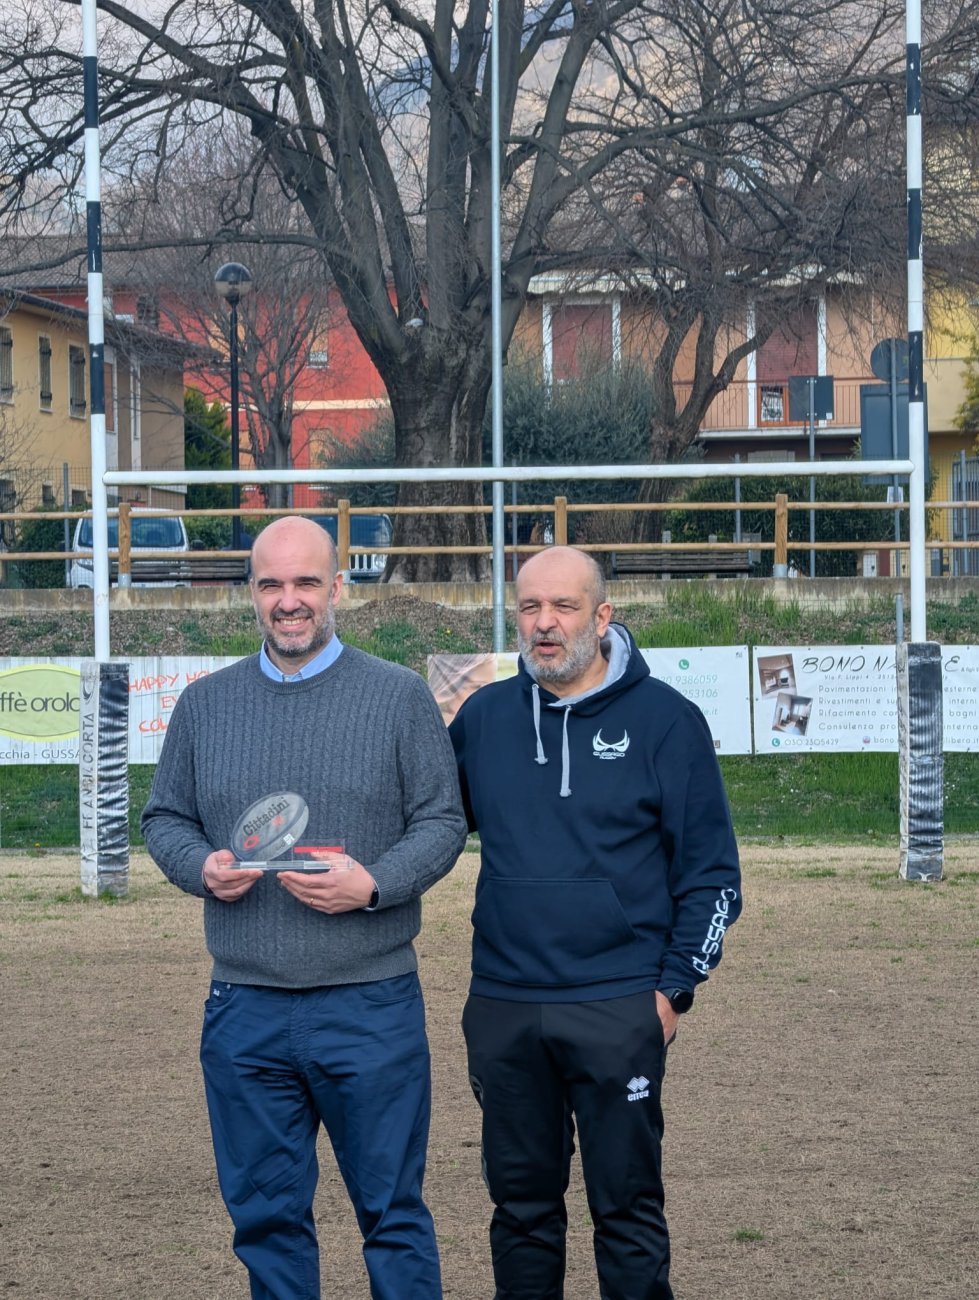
[186,555,250,584]
[112,555,249,585]
[611,549,757,580]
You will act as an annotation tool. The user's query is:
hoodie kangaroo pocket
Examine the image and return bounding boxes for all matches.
[471,877,639,987]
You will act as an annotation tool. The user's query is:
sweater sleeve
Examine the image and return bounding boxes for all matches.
[655,705,742,990]
[364,672,468,908]
[140,688,214,898]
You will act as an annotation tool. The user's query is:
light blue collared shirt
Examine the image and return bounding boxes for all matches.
[259,635,344,682]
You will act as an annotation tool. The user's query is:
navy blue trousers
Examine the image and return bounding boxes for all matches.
[200,974,441,1300]
[463,992,672,1300]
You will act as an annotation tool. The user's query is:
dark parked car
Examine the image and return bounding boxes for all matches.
[311,513,392,582]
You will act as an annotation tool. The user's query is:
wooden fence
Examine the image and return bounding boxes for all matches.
[3,494,979,580]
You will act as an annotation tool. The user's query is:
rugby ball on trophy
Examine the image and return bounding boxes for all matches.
[231,791,310,865]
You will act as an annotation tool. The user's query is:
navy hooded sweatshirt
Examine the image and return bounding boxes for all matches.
[449,623,742,1002]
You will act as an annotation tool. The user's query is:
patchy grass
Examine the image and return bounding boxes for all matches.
[732,1227,766,1243]
[3,753,976,850]
[344,617,484,666]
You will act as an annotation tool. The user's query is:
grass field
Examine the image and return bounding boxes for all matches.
[2,751,978,850]
[2,846,977,1299]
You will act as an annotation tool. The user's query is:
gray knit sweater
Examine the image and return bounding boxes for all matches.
[141,648,468,988]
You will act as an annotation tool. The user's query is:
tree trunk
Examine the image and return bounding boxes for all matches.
[383,342,491,582]
[633,478,671,544]
[633,417,700,544]
[247,400,293,510]
[631,313,739,543]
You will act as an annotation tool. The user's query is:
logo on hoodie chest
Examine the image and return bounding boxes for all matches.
[592,729,630,760]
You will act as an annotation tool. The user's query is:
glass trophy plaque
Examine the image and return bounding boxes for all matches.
[230,792,345,871]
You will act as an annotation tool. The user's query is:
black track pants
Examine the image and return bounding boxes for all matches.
[462,992,673,1300]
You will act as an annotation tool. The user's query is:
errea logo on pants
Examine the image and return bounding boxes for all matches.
[627,1075,650,1101]
[593,730,630,759]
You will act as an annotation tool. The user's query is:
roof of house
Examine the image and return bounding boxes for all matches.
[0,286,217,367]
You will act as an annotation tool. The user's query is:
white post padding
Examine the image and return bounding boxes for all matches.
[79,661,130,898]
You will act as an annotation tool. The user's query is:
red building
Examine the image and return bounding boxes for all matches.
[23,269,389,510]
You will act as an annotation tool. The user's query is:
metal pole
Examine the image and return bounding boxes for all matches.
[733,453,742,544]
[808,377,816,578]
[229,299,241,554]
[897,0,942,883]
[489,0,506,649]
[80,0,130,901]
[214,263,251,558]
[81,0,109,662]
[62,462,71,588]
[889,339,901,574]
[906,0,926,639]
[510,475,519,579]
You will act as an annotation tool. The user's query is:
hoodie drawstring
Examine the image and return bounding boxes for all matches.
[559,705,571,798]
[532,685,547,766]
[531,685,572,798]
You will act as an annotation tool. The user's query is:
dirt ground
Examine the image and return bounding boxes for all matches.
[1,844,977,1300]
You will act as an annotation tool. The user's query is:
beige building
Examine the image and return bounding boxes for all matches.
[518,275,974,461]
[0,290,191,514]
[516,275,977,572]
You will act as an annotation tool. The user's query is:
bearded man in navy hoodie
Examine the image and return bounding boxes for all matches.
[449,545,741,1300]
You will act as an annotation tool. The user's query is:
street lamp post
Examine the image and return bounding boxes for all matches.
[214,262,253,554]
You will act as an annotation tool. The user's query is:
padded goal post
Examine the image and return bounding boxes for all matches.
[896,643,944,881]
[79,661,130,898]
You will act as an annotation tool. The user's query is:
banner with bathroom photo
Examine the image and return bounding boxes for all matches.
[753,645,978,752]
[753,645,898,751]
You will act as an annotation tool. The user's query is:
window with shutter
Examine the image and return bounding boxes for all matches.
[69,345,87,417]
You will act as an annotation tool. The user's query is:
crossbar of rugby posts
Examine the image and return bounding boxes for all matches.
[106,456,920,640]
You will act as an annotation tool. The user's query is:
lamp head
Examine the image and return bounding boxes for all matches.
[214,262,253,307]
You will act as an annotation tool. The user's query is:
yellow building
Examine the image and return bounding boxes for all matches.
[0,290,189,515]
[923,296,978,569]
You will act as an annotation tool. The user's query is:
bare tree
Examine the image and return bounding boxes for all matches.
[107,131,338,509]
[1,0,977,576]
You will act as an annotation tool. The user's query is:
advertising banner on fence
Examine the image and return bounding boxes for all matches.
[753,645,979,752]
[0,657,239,764]
[126,658,240,761]
[428,647,752,752]
[427,653,519,727]
[3,645,974,762]
[639,647,752,754]
[0,660,81,764]
[941,646,979,752]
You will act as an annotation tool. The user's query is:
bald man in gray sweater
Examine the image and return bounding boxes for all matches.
[142,517,467,1300]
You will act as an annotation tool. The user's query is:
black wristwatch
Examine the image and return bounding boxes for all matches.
[660,987,695,1015]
